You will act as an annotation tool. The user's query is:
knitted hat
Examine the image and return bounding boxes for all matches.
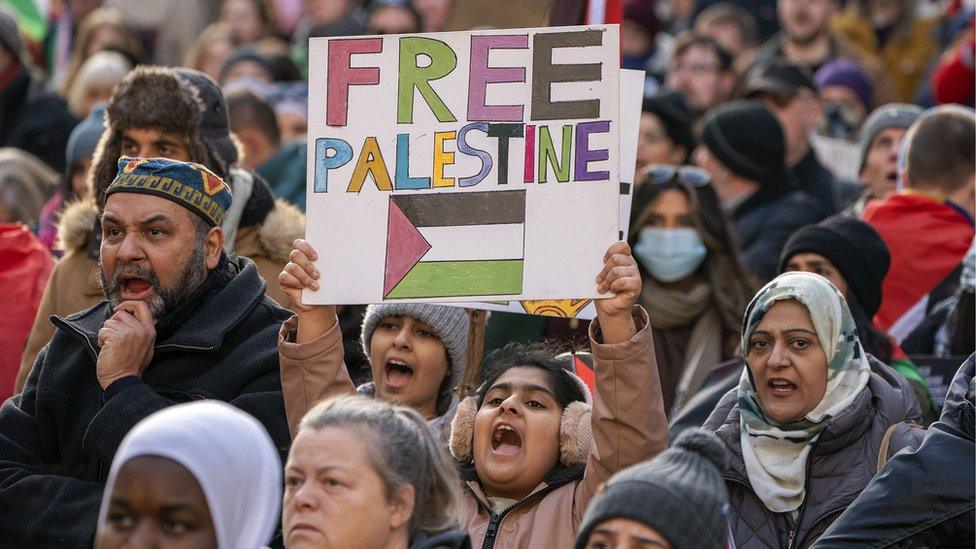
[361,304,470,391]
[106,157,233,227]
[66,103,107,175]
[0,7,22,62]
[642,90,696,158]
[778,215,890,317]
[857,103,923,175]
[742,59,816,100]
[814,59,873,111]
[575,429,731,549]
[701,100,787,187]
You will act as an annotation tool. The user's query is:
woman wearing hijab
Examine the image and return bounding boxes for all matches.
[629,165,756,415]
[95,401,281,549]
[703,272,924,547]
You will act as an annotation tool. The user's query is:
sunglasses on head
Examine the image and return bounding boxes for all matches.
[642,164,711,187]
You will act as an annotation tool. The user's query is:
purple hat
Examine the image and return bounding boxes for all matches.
[814,59,873,111]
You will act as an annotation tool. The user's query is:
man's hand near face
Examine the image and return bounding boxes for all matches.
[96,300,156,389]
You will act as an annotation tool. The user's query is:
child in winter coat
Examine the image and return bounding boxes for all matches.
[278,240,669,547]
[277,239,469,441]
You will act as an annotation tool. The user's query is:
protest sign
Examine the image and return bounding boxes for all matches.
[457,68,645,319]
[304,25,621,304]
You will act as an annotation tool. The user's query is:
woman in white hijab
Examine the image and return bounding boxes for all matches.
[703,272,925,548]
[95,401,281,549]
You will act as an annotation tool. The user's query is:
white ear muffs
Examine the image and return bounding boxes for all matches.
[447,395,594,467]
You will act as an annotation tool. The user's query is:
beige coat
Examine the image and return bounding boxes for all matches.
[14,197,304,393]
[278,306,669,548]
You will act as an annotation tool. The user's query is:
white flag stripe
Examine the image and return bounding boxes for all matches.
[419,224,524,262]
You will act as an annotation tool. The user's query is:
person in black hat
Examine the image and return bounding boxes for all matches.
[694,99,825,281]
[0,8,77,172]
[742,59,859,215]
[779,215,937,423]
[634,90,696,183]
[575,429,731,549]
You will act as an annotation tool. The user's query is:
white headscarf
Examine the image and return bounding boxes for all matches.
[97,401,282,549]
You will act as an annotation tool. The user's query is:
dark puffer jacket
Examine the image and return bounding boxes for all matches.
[0,257,292,546]
[812,355,975,548]
[703,356,924,548]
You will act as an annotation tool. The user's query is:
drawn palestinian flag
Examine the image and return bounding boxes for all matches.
[384,190,525,299]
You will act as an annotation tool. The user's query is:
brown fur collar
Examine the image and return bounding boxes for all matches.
[54,196,304,261]
[56,198,98,253]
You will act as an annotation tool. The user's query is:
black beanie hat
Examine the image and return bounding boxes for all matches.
[575,430,730,549]
[701,100,787,187]
[778,215,891,317]
[642,89,696,159]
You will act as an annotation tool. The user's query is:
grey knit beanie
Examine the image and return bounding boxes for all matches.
[575,429,731,549]
[360,304,470,391]
[857,103,923,175]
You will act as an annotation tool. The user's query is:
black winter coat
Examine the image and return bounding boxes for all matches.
[0,258,292,546]
[813,355,976,548]
[731,184,826,282]
[0,67,77,172]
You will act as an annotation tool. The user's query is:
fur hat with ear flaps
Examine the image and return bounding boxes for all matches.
[449,368,593,468]
[88,66,223,208]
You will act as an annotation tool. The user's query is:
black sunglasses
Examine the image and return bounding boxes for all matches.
[643,164,711,187]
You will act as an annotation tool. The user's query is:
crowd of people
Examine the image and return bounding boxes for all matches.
[0,0,973,547]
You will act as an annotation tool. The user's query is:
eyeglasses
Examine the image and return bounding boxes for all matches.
[642,164,711,187]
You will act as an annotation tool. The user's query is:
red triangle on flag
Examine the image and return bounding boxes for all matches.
[384,199,431,297]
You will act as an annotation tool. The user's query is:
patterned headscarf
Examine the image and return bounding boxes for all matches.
[737,272,871,513]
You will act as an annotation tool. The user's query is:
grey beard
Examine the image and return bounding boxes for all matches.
[100,239,208,320]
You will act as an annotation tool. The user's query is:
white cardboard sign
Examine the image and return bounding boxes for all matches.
[304,25,621,304]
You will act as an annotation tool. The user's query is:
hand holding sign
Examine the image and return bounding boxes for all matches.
[594,242,640,344]
[280,239,337,343]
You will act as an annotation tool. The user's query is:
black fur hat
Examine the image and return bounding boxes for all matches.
[89,66,234,208]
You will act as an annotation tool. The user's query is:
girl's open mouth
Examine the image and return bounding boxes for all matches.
[490,423,523,457]
[384,359,414,389]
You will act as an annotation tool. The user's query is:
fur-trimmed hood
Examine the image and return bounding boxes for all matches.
[55,195,304,263]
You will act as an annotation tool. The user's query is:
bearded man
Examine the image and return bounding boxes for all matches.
[0,157,292,545]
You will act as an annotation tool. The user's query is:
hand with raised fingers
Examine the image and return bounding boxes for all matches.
[96,300,156,389]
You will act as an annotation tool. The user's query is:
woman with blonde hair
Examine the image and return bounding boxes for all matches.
[284,395,467,548]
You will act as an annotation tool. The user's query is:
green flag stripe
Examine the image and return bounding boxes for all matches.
[385,260,523,299]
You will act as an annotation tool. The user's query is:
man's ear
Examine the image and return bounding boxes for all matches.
[205,226,224,269]
[388,484,416,531]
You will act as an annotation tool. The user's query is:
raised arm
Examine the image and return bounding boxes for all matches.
[575,242,668,522]
[278,239,357,437]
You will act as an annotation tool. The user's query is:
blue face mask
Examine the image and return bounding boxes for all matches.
[633,227,707,283]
